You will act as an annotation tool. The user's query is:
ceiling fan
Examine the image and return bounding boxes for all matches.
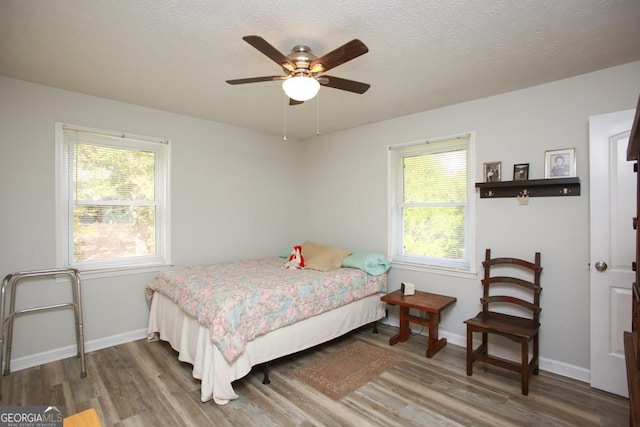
[226,35,370,104]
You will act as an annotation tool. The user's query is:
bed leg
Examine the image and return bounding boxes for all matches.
[262,363,271,385]
[373,321,379,334]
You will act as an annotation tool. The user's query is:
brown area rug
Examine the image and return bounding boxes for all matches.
[292,340,404,400]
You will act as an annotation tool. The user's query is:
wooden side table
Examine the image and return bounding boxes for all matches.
[381,290,457,358]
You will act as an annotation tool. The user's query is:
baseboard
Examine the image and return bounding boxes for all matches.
[380,318,590,383]
[6,328,148,373]
[9,320,592,385]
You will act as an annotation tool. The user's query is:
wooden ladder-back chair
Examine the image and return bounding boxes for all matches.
[464,248,542,395]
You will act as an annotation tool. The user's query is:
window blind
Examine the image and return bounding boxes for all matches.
[389,134,472,271]
[59,124,170,270]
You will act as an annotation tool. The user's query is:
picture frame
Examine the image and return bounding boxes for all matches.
[545,148,576,179]
[513,163,529,181]
[483,161,501,182]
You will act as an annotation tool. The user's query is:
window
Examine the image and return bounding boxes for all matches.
[56,123,170,271]
[388,133,475,273]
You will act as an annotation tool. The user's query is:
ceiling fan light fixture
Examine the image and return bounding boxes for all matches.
[282,76,320,101]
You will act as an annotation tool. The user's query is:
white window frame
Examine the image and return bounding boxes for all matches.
[388,132,476,276]
[55,122,171,272]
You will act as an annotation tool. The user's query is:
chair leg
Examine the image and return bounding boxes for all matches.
[533,334,539,375]
[481,332,488,355]
[521,341,529,396]
[466,328,473,376]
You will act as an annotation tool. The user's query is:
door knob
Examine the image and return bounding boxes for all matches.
[595,261,608,272]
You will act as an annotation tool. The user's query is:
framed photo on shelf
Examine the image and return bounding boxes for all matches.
[545,148,576,179]
[513,163,529,181]
[483,161,501,182]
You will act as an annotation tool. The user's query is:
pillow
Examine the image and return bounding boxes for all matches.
[342,252,391,275]
[302,241,351,271]
[278,249,292,258]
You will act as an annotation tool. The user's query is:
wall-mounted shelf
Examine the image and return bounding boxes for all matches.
[475,177,580,198]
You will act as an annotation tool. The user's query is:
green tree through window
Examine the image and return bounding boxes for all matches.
[73,143,156,262]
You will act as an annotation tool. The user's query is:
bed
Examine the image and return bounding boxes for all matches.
[146,245,390,405]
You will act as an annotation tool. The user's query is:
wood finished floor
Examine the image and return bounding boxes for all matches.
[1,324,630,426]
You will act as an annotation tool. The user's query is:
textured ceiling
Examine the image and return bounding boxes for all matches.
[1,0,639,140]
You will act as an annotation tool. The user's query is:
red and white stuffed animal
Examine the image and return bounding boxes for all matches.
[284,245,305,269]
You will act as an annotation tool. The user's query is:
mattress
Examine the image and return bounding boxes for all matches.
[146,257,387,362]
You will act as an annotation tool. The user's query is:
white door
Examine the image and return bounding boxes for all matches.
[589,109,635,397]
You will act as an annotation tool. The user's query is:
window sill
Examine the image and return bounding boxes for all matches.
[69,263,172,280]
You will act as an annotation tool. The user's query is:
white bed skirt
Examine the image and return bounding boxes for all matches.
[147,292,386,404]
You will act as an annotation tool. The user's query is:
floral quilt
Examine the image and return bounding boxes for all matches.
[146,257,387,362]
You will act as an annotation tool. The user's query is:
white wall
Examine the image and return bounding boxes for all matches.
[0,76,302,366]
[1,61,639,379]
[299,61,640,379]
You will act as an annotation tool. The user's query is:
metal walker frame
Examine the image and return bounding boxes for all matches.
[0,268,86,399]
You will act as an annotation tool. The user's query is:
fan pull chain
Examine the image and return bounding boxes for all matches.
[316,92,320,135]
[283,93,287,141]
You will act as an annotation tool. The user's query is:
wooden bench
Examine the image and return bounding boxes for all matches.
[381,290,456,358]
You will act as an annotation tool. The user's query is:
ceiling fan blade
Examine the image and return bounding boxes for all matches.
[318,75,370,94]
[289,98,304,106]
[242,35,295,71]
[226,76,287,85]
[310,39,369,73]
